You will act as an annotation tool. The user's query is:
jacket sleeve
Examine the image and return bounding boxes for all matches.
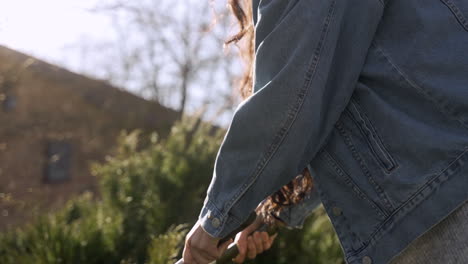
[199,0,385,238]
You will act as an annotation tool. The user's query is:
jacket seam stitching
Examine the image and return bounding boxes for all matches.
[344,108,396,172]
[335,121,396,213]
[313,180,354,253]
[350,97,398,169]
[372,40,468,131]
[346,98,398,172]
[348,145,468,257]
[218,0,338,230]
[322,148,388,219]
[440,0,468,32]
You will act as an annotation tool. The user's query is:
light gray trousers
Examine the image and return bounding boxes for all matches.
[389,200,468,264]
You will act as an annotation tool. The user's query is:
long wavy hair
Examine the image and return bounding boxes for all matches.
[225,0,314,225]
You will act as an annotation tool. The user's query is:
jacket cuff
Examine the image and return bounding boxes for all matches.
[198,198,243,239]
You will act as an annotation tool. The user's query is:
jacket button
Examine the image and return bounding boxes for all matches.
[332,206,342,216]
[362,256,372,264]
[211,217,221,228]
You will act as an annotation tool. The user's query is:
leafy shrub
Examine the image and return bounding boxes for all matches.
[0,193,122,264]
[147,225,188,264]
[0,115,343,263]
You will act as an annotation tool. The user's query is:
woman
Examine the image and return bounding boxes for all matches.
[182,0,468,263]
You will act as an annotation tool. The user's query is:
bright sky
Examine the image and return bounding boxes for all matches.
[0,0,237,126]
[0,0,112,67]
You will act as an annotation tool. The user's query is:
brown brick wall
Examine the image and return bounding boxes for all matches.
[0,45,180,231]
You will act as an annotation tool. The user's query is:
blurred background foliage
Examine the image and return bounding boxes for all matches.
[0,115,343,264]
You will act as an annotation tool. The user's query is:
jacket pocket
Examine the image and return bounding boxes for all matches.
[344,98,398,173]
[440,0,468,32]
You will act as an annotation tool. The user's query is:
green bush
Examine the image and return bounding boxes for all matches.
[0,115,343,263]
[147,225,188,264]
[0,193,122,264]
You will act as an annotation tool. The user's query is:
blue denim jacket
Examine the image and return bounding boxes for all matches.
[198,0,468,263]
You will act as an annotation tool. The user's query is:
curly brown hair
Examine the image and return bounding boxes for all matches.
[225,0,314,225]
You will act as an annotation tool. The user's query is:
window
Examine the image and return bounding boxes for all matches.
[2,94,16,112]
[44,141,72,183]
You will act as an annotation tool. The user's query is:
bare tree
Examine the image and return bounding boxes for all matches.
[87,0,243,119]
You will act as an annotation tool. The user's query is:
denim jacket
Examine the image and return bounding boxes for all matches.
[198,0,468,263]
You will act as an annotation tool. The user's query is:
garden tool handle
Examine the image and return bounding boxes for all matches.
[211,224,278,264]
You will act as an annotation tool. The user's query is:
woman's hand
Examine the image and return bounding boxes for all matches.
[232,214,278,263]
[182,220,232,264]
[232,230,277,263]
